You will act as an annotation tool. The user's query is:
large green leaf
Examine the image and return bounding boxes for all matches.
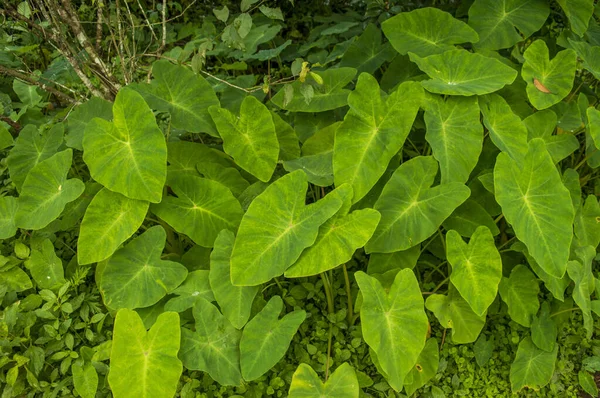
[179,298,243,386]
[498,265,539,327]
[425,288,486,344]
[355,269,428,391]
[196,161,250,197]
[340,24,396,74]
[78,188,149,265]
[0,197,18,239]
[166,141,233,182]
[24,238,65,290]
[574,195,600,249]
[7,123,63,192]
[442,199,500,237]
[468,0,549,50]
[285,185,380,277]
[288,363,359,398]
[557,0,594,36]
[283,152,333,187]
[209,96,279,182]
[333,74,423,203]
[409,50,517,96]
[130,60,219,135]
[567,246,596,339]
[382,7,478,57]
[531,302,557,352]
[424,95,483,184]
[271,68,357,112]
[164,270,213,312]
[65,97,112,151]
[587,107,600,151]
[568,39,600,80]
[150,175,243,247]
[403,339,439,396]
[446,226,502,317]
[271,111,301,161]
[209,230,259,329]
[521,40,577,110]
[367,246,420,275]
[230,170,343,286]
[83,88,167,203]
[99,226,188,309]
[494,139,574,278]
[15,149,84,230]
[510,337,557,392]
[109,309,182,398]
[366,156,470,253]
[240,296,306,380]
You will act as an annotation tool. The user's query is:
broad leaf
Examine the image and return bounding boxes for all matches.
[99,226,188,309]
[15,149,84,230]
[442,199,500,237]
[403,339,439,396]
[424,95,483,184]
[575,195,600,249]
[196,161,249,197]
[510,337,557,392]
[109,309,182,398]
[285,184,380,277]
[468,0,549,50]
[382,7,478,57]
[271,111,301,161]
[446,226,502,316]
[179,298,243,386]
[164,270,213,312]
[521,40,577,110]
[24,239,65,290]
[355,269,428,391]
[230,170,343,286]
[340,24,396,74]
[494,139,574,278]
[150,175,243,247]
[367,246,420,275]
[333,74,423,203]
[66,97,112,151]
[288,363,359,398]
[587,107,600,151]
[531,302,557,352]
[556,0,594,36]
[78,188,149,265]
[498,265,539,327]
[0,197,18,239]
[409,50,517,96]
[209,96,279,182]
[72,363,98,398]
[166,141,233,182]
[131,60,219,135]
[209,230,259,329]
[567,246,596,339]
[283,152,333,187]
[83,88,167,203]
[240,296,306,380]
[366,156,470,253]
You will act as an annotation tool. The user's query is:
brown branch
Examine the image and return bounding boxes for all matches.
[0,65,78,104]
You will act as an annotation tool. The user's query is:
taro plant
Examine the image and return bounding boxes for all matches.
[1,0,600,397]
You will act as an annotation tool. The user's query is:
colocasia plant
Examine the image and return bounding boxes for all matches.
[2,0,600,397]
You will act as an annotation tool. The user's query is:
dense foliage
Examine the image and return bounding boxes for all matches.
[2,0,600,397]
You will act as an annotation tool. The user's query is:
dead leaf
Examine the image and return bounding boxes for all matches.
[533,78,552,94]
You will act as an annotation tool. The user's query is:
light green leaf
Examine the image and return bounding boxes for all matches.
[366,156,470,253]
[213,5,229,22]
[1,267,32,292]
[568,39,600,80]
[78,188,149,265]
[524,109,557,140]
[382,7,478,57]
[285,185,380,277]
[108,309,182,398]
[442,199,500,237]
[468,0,549,50]
[180,298,243,386]
[494,138,574,278]
[474,335,494,367]
[15,149,84,230]
[367,246,420,275]
[151,175,243,247]
[230,170,343,286]
[425,288,486,344]
[131,60,219,135]
[521,40,577,110]
[288,363,359,398]
[259,5,283,20]
[409,50,517,96]
[446,226,502,317]
[24,239,65,290]
[166,140,233,182]
[271,68,357,112]
[13,80,43,108]
[355,269,428,391]
[510,337,557,392]
[340,24,396,74]
[557,0,594,36]
[283,152,333,187]
[587,107,600,150]
[0,125,13,150]
[240,296,305,380]
[334,74,423,204]
[209,230,258,329]
[574,195,600,249]
[209,96,279,182]
[403,339,439,396]
[498,264,539,327]
[83,88,167,203]
[7,124,63,192]
[531,302,557,352]
[567,246,596,339]
[479,93,528,162]
[271,111,301,161]
[164,270,213,312]
[196,161,249,197]
[424,95,483,184]
[65,97,112,151]
[0,197,18,239]
[99,226,188,309]
[579,371,599,397]
[72,363,98,398]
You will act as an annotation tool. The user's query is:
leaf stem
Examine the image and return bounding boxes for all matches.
[342,264,354,325]
[549,307,579,318]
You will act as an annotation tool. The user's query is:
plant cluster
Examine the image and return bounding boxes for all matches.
[1,0,600,397]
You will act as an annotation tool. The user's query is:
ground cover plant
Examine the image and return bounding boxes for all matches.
[1,0,600,396]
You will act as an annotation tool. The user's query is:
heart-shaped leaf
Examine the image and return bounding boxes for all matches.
[24,239,65,290]
[531,302,557,352]
[567,246,596,339]
[556,0,594,36]
[403,339,439,396]
[83,88,167,203]
[340,24,396,73]
[108,309,182,398]
[499,265,540,327]
[65,96,112,151]
[510,337,557,392]
[164,270,213,312]
[166,141,234,182]
[288,363,359,397]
